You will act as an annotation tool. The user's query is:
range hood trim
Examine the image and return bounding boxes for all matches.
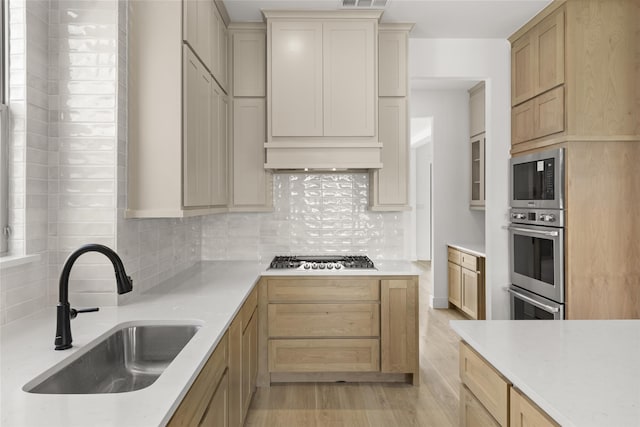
[264,141,384,171]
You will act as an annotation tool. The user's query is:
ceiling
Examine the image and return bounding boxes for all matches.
[222,0,553,39]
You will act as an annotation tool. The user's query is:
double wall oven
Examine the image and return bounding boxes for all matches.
[508,148,565,320]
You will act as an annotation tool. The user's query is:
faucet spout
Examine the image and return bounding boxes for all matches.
[55,244,133,350]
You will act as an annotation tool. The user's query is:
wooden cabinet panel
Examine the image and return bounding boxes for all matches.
[232,31,265,97]
[534,8,564,95]
[241,310,258,416]
[169,333,228,427]
[378,29,407,97]
[380,279,418,375]
[461,253,477,271]
[460,384,500,427]
[370,97,408,209]
[461,268,479,319]
[231,98,270,209]
[270,21,323,136]
[460,342,510,427]
[448,247,461,264]
[448,261,462,307]
[510,387,560,427]
[269,338,380,372]
[183,47,212,208]
[199,370,229,427]
[267,278,379,302]
[511,32,535,106]
[512,99,536,144]
[323,20,375,136]
[268,303,379,337]
[534,86,564,139]
[228,316,242,427]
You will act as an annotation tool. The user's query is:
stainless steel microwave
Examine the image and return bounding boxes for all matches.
[510,148,565,210]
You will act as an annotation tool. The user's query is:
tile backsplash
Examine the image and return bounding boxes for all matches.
[202,173,409,262]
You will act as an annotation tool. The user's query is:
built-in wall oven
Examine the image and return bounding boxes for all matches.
[509,148,565,320]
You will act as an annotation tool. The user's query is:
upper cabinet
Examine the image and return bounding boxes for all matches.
[469,82,485,210]
[378,28,408,97]
[127,0,229,218]
[263,10,383,170]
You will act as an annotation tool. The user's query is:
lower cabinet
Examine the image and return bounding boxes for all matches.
[448,246,485,319]
[169,286,258,427]
[260,276,418,384]
[459,341,559,427]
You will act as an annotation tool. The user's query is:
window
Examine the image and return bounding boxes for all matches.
[1,0,8,254]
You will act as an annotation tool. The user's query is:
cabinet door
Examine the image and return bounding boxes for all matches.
[470,133,485,208]
[534,8,564,95]
[241,309,258,418]
[378,30,407,97]
[511,98,535,145]
[533,86,564,139]
[469,84,485,137]
[216,7,228,90]
[460,384,500,427]
[510,387,560,427]
[380,279,417,374]
[271,21,323,136]
[233,31,266,97]
[323,20,375,136]
[461,267,479,319]
[511,31,535,106]
[371,97,408,208]
[232,98,270,208]
[228,317,242,427]
[183,47,212,208]
[448,261,462,308]
[211,84,228,207]
[200,370,229,427]
[183,0,212,71]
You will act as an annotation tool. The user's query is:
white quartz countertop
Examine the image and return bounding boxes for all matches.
[1,260,421,427]
[450,320,640,427]
[447,242,486,257]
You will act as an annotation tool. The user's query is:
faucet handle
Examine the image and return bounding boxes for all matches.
[70,307,99,319]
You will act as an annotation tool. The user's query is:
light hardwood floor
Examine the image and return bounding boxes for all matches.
[245,264,467,426]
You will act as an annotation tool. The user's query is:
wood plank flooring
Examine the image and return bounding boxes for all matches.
[245,264,467,426]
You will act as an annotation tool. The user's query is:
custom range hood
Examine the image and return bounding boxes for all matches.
[263,141,383,171]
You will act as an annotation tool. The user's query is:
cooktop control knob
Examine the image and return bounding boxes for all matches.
[304,263,310,269]
[334,263,342,269]
[311,263,318,269]
[327,263,334,269]
[319,263,326,269]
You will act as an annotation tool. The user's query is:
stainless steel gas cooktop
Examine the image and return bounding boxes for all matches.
[268,255,376,271]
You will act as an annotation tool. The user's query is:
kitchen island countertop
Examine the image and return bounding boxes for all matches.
[450,319,640,427]
[1,260,422,426]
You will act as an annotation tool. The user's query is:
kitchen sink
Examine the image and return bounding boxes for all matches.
[24,323,201,394]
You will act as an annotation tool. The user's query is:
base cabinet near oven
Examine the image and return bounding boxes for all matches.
[168,286,258,427]
[459,341,559,427]
[448,246,485,319]
[258,277,418,385]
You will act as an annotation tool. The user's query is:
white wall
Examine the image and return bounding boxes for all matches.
[413,142,431,260]
[410,39,512,319]
[411,90,485,308]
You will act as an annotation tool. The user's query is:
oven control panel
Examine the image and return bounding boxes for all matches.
[510,208,564,227]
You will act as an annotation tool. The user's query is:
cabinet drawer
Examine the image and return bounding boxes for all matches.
[448,247,461,264]
[267,278,380,302]
[459,342,510,427]
[510,387,560,427]
[269,339,380,372]
[460,384,500,427]
[460,252,477,271]
[268,303,379,338]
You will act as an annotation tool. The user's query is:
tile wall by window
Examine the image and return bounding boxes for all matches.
[201,173,409,262]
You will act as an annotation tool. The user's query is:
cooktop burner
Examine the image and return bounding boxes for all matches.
[269,255,375,271]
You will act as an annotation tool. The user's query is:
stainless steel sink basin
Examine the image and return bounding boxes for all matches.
[24,323,201,394]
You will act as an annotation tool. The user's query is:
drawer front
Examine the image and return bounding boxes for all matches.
[448,247,461,264]
[460,252,477,271]
[459,342,510,427]
[460,384,500,427]
[268,303,380,337]
[267,278,380,302]
[510,387,560,427]
[269,338,380,372]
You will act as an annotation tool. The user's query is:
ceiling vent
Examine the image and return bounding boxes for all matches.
[342,0,387,8]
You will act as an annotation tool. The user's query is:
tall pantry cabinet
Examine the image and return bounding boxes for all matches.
[509,0,640,319]
[127,0,229,218]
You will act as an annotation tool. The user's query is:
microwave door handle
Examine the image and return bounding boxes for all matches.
[507,226,559,237]
[507,289,560,313]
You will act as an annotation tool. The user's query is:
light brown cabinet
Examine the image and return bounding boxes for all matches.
[509,0,640,319]
[259,276,418,384]
[448,246,485,319]
[469,82,485,209]
[459,341,559,427]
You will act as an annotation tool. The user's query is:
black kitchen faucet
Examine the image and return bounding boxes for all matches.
[54,244,133,350]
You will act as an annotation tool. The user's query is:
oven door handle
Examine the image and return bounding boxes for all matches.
[507,225,559,237]
[507,288,560,313]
